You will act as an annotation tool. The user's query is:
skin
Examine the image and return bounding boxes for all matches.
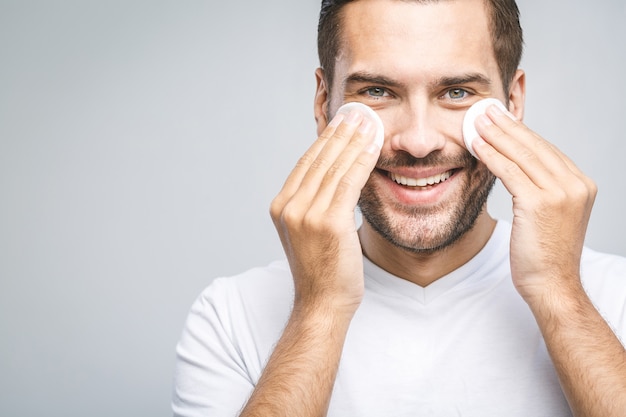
[240,0,626,416]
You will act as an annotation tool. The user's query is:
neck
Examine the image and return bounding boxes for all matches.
[358,210,497,287]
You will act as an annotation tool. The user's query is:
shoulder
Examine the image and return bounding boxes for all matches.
[195,259,294,317]
[190,260,295,343]
[181,260,294,375]
[173,261,294,414]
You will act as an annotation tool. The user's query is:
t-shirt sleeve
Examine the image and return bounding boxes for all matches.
[172,278,254,417]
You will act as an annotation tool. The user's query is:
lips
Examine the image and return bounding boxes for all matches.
[388,170,453,187]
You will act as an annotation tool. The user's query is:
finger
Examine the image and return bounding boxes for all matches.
[476,106,571,189]
[482,106,597,199]
[545,142,598,207]
[307,117,381,209]
[329,141,381,212]
[471,135,534,198]
[274,113,346,205]
[272,110,360,219]
[544,141,587,181]
[271,111,367,224]
[473,113,597,204]
[296,110,366,196]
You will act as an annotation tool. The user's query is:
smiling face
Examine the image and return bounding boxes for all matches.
[315,0,523,254]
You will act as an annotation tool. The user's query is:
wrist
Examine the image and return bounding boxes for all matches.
[290,297,358,334]
[293,286,363,319]
[522,275,588,321]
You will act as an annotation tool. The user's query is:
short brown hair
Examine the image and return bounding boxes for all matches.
[317,0,523,93]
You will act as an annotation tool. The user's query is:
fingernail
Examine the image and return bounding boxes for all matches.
[488,104,504,117]
[488,103,517,120]
[473,136,486,148]
[477,114,493,127]
[345,110,363,124]
[328,113,345,128]
[358,118,373,134]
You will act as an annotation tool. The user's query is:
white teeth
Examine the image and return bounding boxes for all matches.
[389,171,452,187]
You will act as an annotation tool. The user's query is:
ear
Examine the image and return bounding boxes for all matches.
[507,69,526,121]
[314,67,330,136]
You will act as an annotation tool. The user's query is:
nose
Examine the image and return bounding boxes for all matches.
[387,103,446,158]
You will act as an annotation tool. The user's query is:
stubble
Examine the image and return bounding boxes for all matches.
[358,150,496,254]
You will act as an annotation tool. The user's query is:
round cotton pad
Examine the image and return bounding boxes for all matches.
[336,102,385,149]
[462,98,513,158]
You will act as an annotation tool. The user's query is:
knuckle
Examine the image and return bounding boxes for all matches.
[331,124,354,141]
[492,128,509,142]
[300,213,317,231]
[325,161,346,179]
[294,152,315,170]
[548,187,568,206]
[352,154,372,170]
[587,178,598,198]
[280,202,303,227]
[310,155,331,171]
[517,147,538,165]
[565,176,595,202]
[571,182,588,199]
[502,159,521,177]
[269,196,284,221]
[301,211,329,234]
[336,175,357,195]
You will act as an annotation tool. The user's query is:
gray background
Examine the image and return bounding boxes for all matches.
[1,1,624,416]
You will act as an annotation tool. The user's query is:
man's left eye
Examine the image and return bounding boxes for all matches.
[447,88,468,99]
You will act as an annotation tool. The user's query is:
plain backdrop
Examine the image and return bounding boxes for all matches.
[1,1,624,416]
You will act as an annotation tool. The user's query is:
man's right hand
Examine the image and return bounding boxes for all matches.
[270,108,381,317]
[238,108,381,417]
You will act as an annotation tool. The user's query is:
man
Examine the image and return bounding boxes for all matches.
[173,0,626,416]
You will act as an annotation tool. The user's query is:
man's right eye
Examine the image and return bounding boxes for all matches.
[365,87,388,97]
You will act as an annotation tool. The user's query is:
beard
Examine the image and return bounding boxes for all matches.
[358,149,496,254]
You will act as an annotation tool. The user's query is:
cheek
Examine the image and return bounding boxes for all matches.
[467,161,496,192]
[438,108,466,147]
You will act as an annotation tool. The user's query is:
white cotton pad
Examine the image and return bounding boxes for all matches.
[462,98,514,158]
[336,102,385,149]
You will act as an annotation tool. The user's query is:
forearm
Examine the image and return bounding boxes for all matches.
[247,102,377,416]
[528,281,626,417]
[239,305,353,417]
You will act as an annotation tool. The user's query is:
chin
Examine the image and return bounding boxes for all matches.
[359,168,495,253]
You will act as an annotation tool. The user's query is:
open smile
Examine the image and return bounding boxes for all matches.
[386,169,456,188]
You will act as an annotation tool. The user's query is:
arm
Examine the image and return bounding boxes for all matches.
[239,305,352,417]
[528,279,626,417]
[473,103,626,417]
[239,110,380,417]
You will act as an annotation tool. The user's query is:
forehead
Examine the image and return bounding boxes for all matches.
[336,0,499,87]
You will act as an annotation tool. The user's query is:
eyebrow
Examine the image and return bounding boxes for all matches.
[343,71,492,90]
[433,73,492,88]
[343,72,403,89]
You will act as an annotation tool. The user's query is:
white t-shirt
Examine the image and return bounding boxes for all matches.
[172,221,626,417]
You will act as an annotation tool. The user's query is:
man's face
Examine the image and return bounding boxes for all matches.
[321,0,507,253]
